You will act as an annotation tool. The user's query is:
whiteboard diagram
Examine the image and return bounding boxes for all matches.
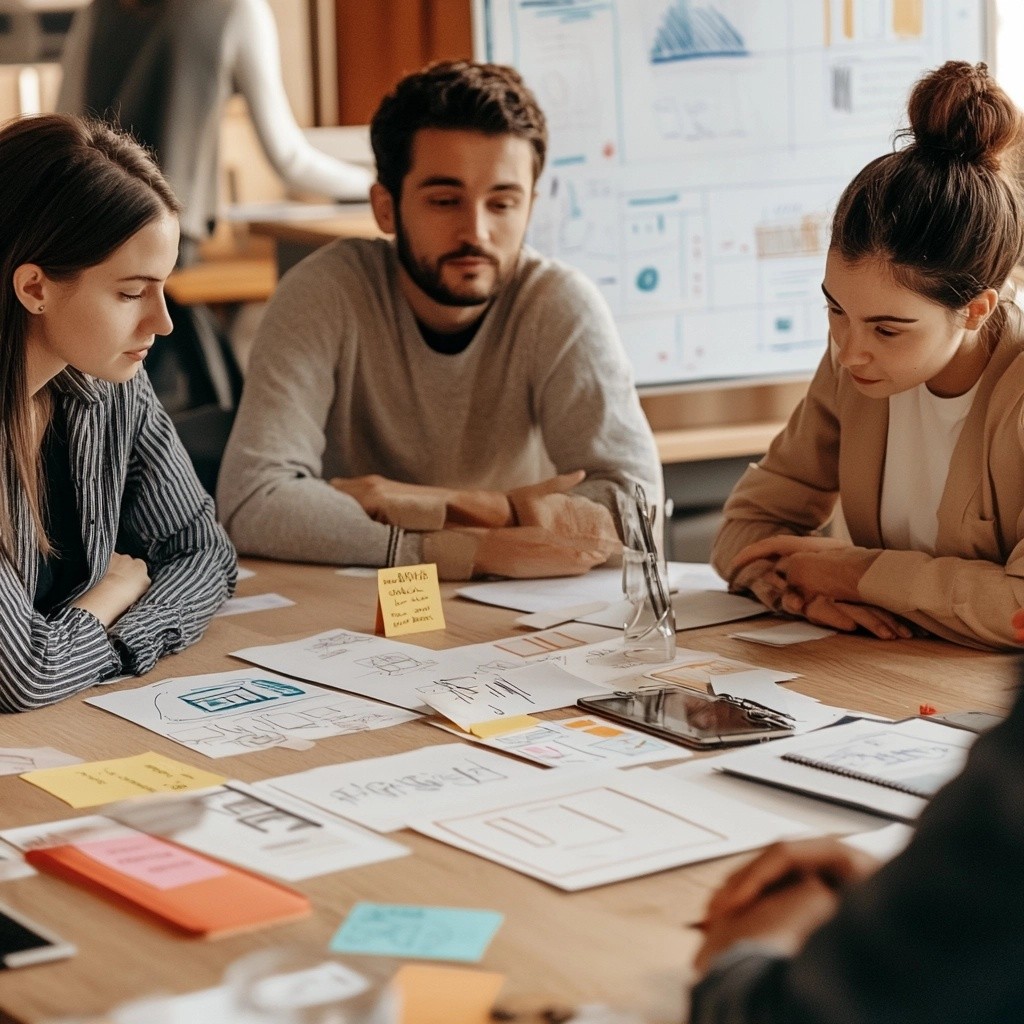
[478,0,985,384]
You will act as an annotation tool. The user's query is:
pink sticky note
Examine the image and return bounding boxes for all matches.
[75,833,227,890]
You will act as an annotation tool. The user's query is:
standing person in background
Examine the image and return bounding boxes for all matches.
[57,0,371,266]
[0,114,236,713]
[712,61,1024,651]
[218,61,661,580]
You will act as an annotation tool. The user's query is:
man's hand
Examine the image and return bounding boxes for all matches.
[693,838,881,975]
[71,552,151,627]
[472,526,610,578]
[330,475,512,529]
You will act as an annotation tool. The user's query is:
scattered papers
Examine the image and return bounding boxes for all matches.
[20,752,225,808]
[336,567,379,578]
[515,601,609,629]
[233,629,447,711]
[232,625,616,714]
[376,564,446,637]
[730,622,836,646]
[110,782,409,882]
[214,593,295,617]
[707,670,848,733]
[390,964,506,1024]
[429,714,689,769]
[87,669,418,758]
[419,663,604,731]
[260,743,542,833]
[411,767,809,891]
[0,746,82,775]
[330,903,503,962]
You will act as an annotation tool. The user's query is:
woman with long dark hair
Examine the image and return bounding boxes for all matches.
[0,114,235,712]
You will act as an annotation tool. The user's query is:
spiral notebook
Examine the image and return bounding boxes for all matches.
[717,718,977,822]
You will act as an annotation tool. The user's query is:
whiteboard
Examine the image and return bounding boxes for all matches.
[474,1,987,387]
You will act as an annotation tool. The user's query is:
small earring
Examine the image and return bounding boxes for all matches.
[36,305,44,313]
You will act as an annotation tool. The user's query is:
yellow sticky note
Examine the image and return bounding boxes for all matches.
[392,964,505,1024]
[21,752,226,809]
[376,563,446,637]
[468,715,539,739]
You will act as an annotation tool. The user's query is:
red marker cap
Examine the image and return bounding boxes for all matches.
[919,703,937,716]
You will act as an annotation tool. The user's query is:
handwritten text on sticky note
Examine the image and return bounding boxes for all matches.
[376,564,446,637]
[330,902,502,962]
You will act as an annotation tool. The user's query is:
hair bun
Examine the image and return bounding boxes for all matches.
[907,61,1022,170]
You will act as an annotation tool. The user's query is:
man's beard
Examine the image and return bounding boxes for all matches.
[394,217,506,308]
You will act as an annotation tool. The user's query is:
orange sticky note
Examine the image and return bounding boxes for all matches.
[468,715,538,739]
[376,564,446,637]
[584,726,622,738]
[392,964,505,1024]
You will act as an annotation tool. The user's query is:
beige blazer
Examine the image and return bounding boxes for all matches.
[712,303,1024,651]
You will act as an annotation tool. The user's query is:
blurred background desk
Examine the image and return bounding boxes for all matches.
[0,560,1017,1024]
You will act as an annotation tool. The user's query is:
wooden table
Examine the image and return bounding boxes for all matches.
[2,561,1014,1024]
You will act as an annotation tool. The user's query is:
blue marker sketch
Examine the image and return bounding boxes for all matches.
[651,1,746,63]
[176,678,305,714]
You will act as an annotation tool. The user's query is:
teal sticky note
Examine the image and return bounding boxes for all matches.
[329,902,503,962]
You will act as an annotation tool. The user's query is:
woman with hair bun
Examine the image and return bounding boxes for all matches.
[712,61,1024,651]
[0,113,236,712]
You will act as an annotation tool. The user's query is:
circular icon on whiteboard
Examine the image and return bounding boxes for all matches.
[636,267,659,292]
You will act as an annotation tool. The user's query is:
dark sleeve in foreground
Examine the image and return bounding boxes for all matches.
[691,689,1024,1024]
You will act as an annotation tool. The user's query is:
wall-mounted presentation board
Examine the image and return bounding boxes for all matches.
[475,1,987,387]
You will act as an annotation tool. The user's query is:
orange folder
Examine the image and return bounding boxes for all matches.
[26,834,310,938]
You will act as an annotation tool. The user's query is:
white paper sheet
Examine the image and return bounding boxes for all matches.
[428,714,690,769]
[109,783,408,881]
[456,562,724,613]
[232,629,456,711]
[214,593,295,617]
[235,566,256,580]
[577,589,766,631]
[0,841,35,880]
[410,767,811,891]
[730,622,836,645]
[261,743,544,833]
[1,815,129,852]
[842,821,915,862]
[419,663,605,729]
[86,669,419,758]
[0,746,83,775]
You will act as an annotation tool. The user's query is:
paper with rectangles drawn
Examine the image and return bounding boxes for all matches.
[86,670,418,759]
[409,767,810,891]
[259,743,544,833]
[109,782,409,881]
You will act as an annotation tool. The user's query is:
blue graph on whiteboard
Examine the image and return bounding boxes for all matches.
[651,1,747,63]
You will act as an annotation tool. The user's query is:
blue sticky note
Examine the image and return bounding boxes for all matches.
[329,902,503,962]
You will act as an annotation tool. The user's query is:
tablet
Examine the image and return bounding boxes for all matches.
[577,687,794,750]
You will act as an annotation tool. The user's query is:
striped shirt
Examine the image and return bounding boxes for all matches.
[0,368,237,713]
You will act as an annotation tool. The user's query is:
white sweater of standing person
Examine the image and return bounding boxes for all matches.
[58,0,371,245]
[217,238,662,573]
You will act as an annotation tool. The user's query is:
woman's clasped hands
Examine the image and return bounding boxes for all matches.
[729,535,912,639]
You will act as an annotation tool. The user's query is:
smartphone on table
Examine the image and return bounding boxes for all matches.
[0,902,76,969]
[577,686,794,750]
